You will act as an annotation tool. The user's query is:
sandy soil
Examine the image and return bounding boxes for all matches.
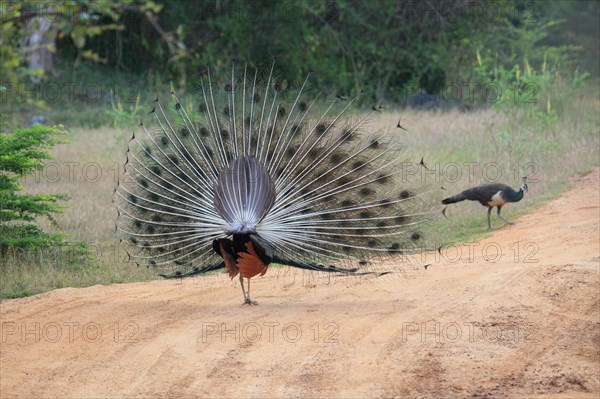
[1,169,599,399]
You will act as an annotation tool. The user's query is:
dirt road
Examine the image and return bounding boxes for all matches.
[1,170,599,398]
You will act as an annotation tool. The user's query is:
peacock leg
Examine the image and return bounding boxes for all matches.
[245,278,258,305]
[239,274,248,304]
[240,276,258,305]
[487,207,493,229]
[497,206,513,225]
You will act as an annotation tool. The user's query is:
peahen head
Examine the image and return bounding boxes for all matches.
[521,177,528,193]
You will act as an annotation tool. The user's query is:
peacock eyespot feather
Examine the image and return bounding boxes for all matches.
[342,246,352,253]
[152,215,162,222]
[341,130,354,141]
[179,128,189,138]
[163,181,173,190]
[379,199,392,208]
[341,199,354,207]
[149,192,159,202]
[316,123,328,135]
[308,148,319,160]
[198,103,207,113]
[400,190,412,199]
[370,140,379,149]
[360,211,372,219]
[396,215,407,224]
[353,161,365,169]
[377,174,388,184]
[129,194,138,204]
[389,242,401,250]
[320,213,334,220]
[367,240,378,248]
[169,155,180,166]
[358,259,368,266]
[330,153,343,164]
[134,220,142,228]
[147,225,155,234]
[130,237,138,245]
[221,130,229,139]
[298,101,307,112]
[143,146,152,157]
[139,178,148,188]
[199,127,209,137]
[274,83,283,92]
[411,232,421,241]
[224,83,232,92]
[151,165,161,175]
[278,106,287,117]
[286,147,297,157]
[160,136,169,147]
[338,177,351,186]
[223,106,230,116]
[360,187,374,197]
[291,124,302,136]
[253,93,261,103]
[376,221,387,228]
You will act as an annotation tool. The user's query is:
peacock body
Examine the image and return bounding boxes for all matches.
[114,66,430,304]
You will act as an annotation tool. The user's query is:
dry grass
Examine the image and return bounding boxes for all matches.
[1,95,598,298]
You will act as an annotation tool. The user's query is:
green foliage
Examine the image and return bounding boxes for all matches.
[106,89,142,130]
[4,1,597,109]
[0,124,69,252]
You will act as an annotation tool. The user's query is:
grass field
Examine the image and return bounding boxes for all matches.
[1,90,598,299]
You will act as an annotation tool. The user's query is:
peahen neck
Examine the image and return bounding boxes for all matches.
[507,188,525,202]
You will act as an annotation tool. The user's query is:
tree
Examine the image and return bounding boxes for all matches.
[0,124,69,256]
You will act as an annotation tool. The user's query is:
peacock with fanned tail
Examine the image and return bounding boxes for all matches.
[114,66,430,304]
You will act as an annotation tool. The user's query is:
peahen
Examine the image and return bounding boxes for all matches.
[441,179,528,229]
[114,66,430,304]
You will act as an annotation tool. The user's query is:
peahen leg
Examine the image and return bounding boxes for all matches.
[497,206,513,225]
[487,207,492,229]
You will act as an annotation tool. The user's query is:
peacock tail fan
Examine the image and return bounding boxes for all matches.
[114,65,432,281]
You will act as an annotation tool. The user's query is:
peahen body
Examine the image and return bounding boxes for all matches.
[114,66,429,304]
[441,181,528,229]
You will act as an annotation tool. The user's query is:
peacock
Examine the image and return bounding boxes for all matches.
[114,65,430,304]
[441,179,528,229]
